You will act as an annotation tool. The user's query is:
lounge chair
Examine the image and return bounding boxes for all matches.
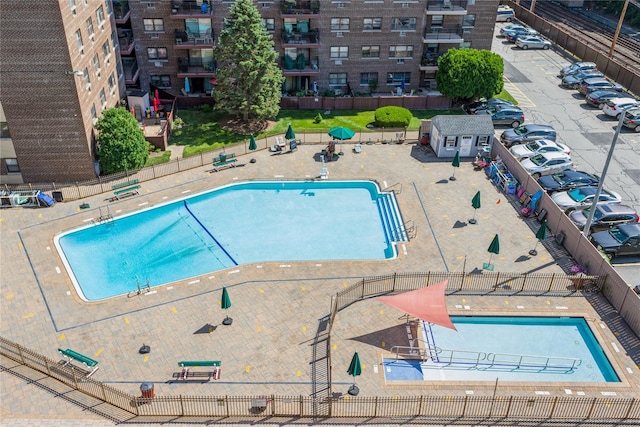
[353,144,362,153]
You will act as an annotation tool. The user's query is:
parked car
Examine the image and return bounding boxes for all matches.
[499,23,526,37]
[551,187,622,213]
[569,204,639,232]
[590,223,640,258]
[515,36,552,50]
[559,61,597,77]
[578,78,624,95]
[509,139,570,160]
[463,98,514,114]
[500,124,557,147]
[481,105,525,127]
[622,107,640,132]
[497,6,515,22]
[505,28,538,43]
[561,70,604,89]
[520,152,574,179]
[602,98,640,118]
[584,90,630,108]
[538,170,601,193]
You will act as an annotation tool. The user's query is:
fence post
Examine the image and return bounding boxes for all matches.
[623,397,635,420]
[360,278,365,299]
[505,395,513,417]
[462,395,468,417]
[494,272,500,289]
[299,395,303,417]
[373,396,378,417]
[418,395,423,416]
[586,397,597,419]
[328,394,332,418]
[547,273,555,293]
[177,157,181,171]
[180,395,184,416]
[99,382,107,401]
[71,366,79,390]
[44,358,51,376]
[392,272,397,292]
[17,345,25,364]
[152,164,157,179]
[520,273,527,292]
[549,396,558,418]
[200,152,204,167]
[76,182,81,199]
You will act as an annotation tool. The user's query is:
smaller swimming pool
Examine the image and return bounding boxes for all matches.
[383,316,619,383]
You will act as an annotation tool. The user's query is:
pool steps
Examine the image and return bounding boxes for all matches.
[376,192,409,243]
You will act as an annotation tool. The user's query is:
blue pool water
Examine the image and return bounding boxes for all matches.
[383,316,619,383]
[55,181,403,301]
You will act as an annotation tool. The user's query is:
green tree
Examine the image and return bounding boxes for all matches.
[95,107,148,175]
[436,48,504,101]
[214,0,284,121]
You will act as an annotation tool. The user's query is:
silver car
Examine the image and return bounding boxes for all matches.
[515,36,551,50]
[520,152,574,179]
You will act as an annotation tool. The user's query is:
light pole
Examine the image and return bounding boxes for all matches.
[582,106,629,237]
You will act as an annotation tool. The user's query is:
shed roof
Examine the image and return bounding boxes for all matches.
[432,114,494,136]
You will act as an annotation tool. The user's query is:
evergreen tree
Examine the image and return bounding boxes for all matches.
[436,48,504,101]
[214,0,284,121]
[96,107,148,175]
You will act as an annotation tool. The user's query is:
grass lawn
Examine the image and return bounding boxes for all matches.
[175,108,463,157]
[145,150,172,167]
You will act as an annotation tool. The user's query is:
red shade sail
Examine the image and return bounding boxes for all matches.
[376,280,456,330]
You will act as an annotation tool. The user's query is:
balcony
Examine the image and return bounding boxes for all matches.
[282,29,320,47]
[423,26,464,44]
[122,58,139,85]
[425,0,467,15]
[175,29,214,48]
[177,57,216,77]
[118,31,134,55]
[113,0,130,24]
[170,1,213,18]
[281,55,319,75]
[280,1,320,18]
[419,53,441,71]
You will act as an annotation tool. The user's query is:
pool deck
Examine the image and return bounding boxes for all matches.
[1,139,639,423]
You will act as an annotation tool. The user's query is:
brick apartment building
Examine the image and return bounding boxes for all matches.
[0,0,499,184]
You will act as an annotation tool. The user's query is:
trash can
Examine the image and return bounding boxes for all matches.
[52,191,63,202]
[219,152,227,162]
[140,382,154,399]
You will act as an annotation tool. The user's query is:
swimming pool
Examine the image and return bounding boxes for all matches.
[55,180,406,301]
[383,316,619,383]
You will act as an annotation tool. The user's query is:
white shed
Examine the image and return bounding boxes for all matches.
[425,115,495,158]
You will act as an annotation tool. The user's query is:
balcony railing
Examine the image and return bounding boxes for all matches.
[178,58,216,75]
[281,55,319,73]
[119,35,134,55]
[280,0,320,16]
[282,29,319,45]
[171,1,212,17]
[425,0,468,14]
[420,53,441,67]
[175,29,214,47]
[113,1,130,23]
[122,58,139,84]
[423,26,464,42]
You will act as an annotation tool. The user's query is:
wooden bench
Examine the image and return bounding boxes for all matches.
[58,348,99,377]
[173,360,221,381]
[111,179,139,191]
[212,153,235,164]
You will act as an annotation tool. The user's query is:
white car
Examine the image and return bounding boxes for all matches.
[551,187,622,213]
[520,152,574,179]
[602,98,640,118]
[510,139,571,160]
[515,36,552,50]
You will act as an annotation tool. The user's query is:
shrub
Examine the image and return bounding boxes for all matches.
[374,106,412,128]
[200,104,212,113]
[172,116,184,130]
[314,113,323,123]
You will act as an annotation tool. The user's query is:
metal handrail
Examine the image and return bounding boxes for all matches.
[382,182,402,194]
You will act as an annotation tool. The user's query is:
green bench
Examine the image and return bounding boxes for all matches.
[58,348,99,377]
[212,158,238,170]
[174,360,221,381]
[112,184,141,200]
[212,153,235,164]
[112,179,139,191]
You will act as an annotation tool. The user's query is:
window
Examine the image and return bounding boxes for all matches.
[445,135,457,148]
[431,15,444,27]
[360,72,378,86]
[463,14,476,28]
[330,18,349,31]
[108,72,116,94]
[330,46,348,59]
[83,68,91,92]
[99,88,107,109]
[386,72,411,84]
[106,0,113,15]
[86,18,94,41]
[75,29,84,55]
[0,121,10,138]
[363,18,382,31]
[361,45,380,58]
[90,104,97,123]
[391,17,416,31]
[147,47,168,60]
[5,159,20,174]
[69,0,76,16]
[261,18,275,31]
[93,54,101,78]
[329,73,347,86]
[143,18,164,32]
[102,40,112,62]
[476,135,489,146]
[150,75,172,88]
[389,45,413,58]
[96,6,105,28]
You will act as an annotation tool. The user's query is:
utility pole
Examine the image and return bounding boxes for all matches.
[609,0,629,58]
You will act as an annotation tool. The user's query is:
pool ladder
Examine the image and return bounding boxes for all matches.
[127,278,151,298]
[390,340,582,372]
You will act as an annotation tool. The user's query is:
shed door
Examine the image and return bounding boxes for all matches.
[460,135,473,156]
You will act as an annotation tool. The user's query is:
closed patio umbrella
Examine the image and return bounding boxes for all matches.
[185,77,190,93]
[469,191,481,224]
[285,124,296,140]
[484,234,500,271]
[221,287,232,325]
[450,150,460,181]
[347,352,362,395]
[529,220,547,256]
[248,134,257,151]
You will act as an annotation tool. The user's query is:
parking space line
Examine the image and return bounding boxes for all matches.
[503,76,536,108]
